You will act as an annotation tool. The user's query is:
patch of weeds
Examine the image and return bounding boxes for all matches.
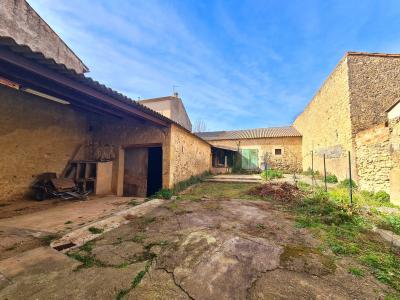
[297,181,312,192]
[328,239,360,255]
[295,216,321,228]
[140,216,156,226]
[325,174,338,183]
[338,179,357,189]
[359,252,400,290]
[116,262,130,269]
[153,188,173,200]
[144,240,169,252]
[128,200,138,206]
[80,241,94,253]
[132,233,146,243]
[67,252,105,269]
[261,169,284,180]
[115,260,153,299]
[41,234,59,245]
[374,191,390,203]
[116,288,130,300]
[256,223,266,229]
[64,220,73,224]
[348,267,365,277]
[379,214,400,235]
[88,227,104,234]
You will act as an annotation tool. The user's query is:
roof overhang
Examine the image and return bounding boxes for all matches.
[0,46,169,126]
[211,145,238,152]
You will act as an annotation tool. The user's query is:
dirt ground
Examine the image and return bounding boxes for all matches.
[0,182,395,300]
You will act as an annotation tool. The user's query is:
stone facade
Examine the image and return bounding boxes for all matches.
[293,57,353,179]
[388,108,400,204]
[207,136,302,172]
[0,0,88,73]
[294,53,400,194]
[0,85,88,202]
[0,84,211,201]
[139,96,192,131]
[348,54,400,136]
[168,124,211,185]
[355,124,391,193]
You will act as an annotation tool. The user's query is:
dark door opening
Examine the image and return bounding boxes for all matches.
[146,147,162,196]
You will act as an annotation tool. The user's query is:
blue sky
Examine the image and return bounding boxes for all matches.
[29,0,400,131]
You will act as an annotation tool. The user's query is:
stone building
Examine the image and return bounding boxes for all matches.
[293,52,400,202]
[197,127,302,172]
[139,95,192,131]
[0,0,211,202]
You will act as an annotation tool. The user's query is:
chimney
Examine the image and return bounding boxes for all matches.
[173,92,179,98]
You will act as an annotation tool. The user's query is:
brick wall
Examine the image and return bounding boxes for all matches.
[207,136,302,171]
[293,57,353,179]
[355,124,391,193]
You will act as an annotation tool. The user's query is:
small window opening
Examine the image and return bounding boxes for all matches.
[274,148,282,155]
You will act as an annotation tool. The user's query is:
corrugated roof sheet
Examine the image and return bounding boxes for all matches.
[0,37,175,125]
[196,126,301,141]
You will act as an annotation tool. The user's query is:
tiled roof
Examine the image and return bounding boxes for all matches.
[196,126,301,141]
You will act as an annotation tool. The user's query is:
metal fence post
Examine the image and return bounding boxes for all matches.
[348,151,353,207]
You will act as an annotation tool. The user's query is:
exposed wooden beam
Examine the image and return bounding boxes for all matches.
[0,47,168,126]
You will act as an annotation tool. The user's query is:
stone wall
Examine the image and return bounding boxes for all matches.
[168,124,211,185]
[293,57,353,179]
[0,85,89,202]
[90,115,168,195]
[347,54,400,136]
[389,117,400,204]
[0,0,88,73]
[355,124,391,193]
[208,136,302,171]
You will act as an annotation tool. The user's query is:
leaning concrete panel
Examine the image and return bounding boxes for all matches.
[0,0,88,73]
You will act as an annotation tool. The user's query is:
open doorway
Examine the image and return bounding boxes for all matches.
[123,145,162,197]
[147,147,162,196]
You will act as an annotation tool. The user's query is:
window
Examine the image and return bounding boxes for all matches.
[274,148,282,156]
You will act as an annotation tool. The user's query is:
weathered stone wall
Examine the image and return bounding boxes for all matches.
[389,117,400,204]
[347,54,400,136]
[169,124,211,185]
[208,136,302,171]
[293,57,354,179]
[355,124,391,193]
[0,85,89,202]
[0,0,88,73]
[89,115,168,195]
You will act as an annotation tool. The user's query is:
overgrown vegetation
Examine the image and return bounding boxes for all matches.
[292,188,400,293]
[325,174,338,183]
[88,227,104,234]
[261,169,284,180]
[179,182,260,201]
[338,179,357,189]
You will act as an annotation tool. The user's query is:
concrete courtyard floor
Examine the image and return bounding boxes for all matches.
[0,182,394,300]
[0,195,141,261]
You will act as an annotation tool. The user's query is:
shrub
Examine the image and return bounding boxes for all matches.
[154,188,173,200]
[88,227,104,234]
[261,169,283,180]
[325,174,338,183]
[338,179,357,189]
[373,191,390,203]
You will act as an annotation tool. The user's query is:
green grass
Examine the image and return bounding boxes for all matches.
[88,227,104,234]
[291,189,400,292]
[261,169,284,180]
[179,182,260,201]
[348,267,365,277]
[338,179,358,189]
[379,214,400,235]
